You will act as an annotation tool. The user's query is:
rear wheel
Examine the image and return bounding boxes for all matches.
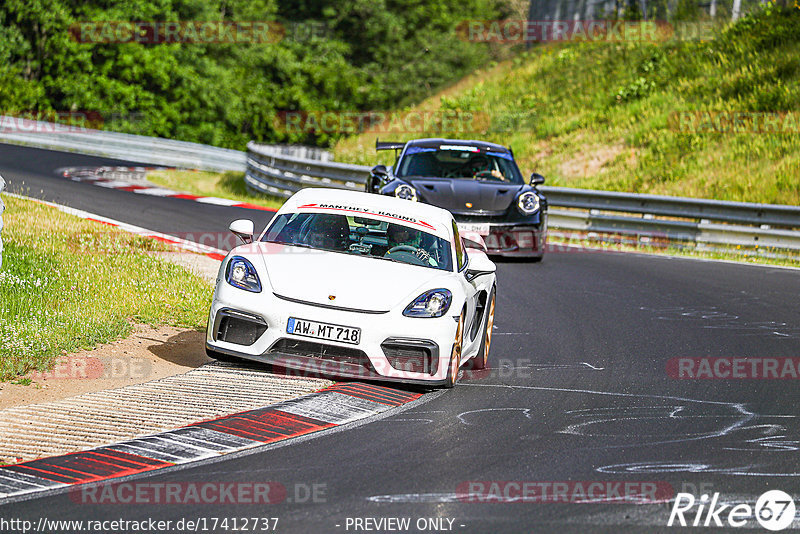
[444,312,465,388]
[471,287,495,370]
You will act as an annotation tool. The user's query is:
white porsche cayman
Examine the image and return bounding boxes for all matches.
[206,188,497,387]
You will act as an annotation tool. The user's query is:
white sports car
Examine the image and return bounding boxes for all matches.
[205,188,497,387]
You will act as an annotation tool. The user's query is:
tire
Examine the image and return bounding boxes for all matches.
[205,346,242,363]
[471,287,495,370]
[444,311,465,388]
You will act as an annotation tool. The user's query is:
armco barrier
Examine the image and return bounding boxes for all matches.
[0,116,329,172]
[245,143,800,254]
[246,141,366,198]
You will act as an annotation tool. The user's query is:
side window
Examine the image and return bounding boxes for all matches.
[452,220,466,271]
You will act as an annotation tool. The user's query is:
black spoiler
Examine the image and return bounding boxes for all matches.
[376,139,405,151]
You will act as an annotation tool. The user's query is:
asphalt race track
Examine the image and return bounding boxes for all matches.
[2,142,799,532]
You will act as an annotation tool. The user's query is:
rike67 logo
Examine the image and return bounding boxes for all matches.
[668,490,796,531]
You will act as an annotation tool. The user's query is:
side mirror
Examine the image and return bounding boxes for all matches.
[369,165,390,193]
[463,237,487,253]
[464,247,495,282]
[530,173,545,186]
[371,165,389,179]
[229,219,254,245]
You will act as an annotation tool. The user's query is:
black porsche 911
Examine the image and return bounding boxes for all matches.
[366,138,548,259]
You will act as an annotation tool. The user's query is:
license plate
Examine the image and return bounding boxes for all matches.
[286,317,361,345]
[458,222,490,236]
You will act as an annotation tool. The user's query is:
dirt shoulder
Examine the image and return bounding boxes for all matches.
[0,324,212,410]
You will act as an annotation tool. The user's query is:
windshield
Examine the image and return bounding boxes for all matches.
[261,212,453,271]
[396,146,524,183]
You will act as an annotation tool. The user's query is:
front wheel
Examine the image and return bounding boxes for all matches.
[444,312,465,388]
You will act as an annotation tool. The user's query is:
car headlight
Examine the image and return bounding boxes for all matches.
[517,191,540,215]
[225,256,262,293]
[403,289,452,318]
[394,184,418,202]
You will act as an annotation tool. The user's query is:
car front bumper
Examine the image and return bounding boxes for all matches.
[206,283,460,385]
[457,215,548,257]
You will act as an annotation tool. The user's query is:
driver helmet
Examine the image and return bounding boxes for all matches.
[386,223,421,249]
[306,214,349,251]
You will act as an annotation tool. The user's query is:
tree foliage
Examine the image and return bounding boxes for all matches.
[0,0,509,148]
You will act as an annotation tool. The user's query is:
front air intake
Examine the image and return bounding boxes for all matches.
[381,339,439,375]
[215,309,267,346]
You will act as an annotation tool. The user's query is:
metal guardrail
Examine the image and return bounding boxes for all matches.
[541,186,800,228]
[246,142,367,198]
[0,116,246,172]
[245,143,800,254]
[0,115,334,172]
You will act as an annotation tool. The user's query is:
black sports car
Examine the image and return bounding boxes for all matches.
[366,138,548,259]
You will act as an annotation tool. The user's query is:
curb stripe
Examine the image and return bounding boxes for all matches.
[0,383,423,502]
[278,392,388,425]
[194,410,332,443]
[58,166,277,212]
[327,383,421,406]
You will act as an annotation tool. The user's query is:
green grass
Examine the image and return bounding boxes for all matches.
[147,170,284,210]
[333,6,800,205]
[0,194,213,381]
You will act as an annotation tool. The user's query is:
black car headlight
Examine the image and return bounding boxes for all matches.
[394,184,418,202]
[403,289,452,318]
[225,256,262,293]
[517,191,540,215]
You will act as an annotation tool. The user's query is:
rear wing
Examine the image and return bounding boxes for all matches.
[376,139,405,151]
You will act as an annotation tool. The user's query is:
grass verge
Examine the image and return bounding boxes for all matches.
[0,194,212,381]
[147,170,284,210]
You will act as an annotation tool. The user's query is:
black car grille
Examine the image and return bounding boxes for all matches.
[268,339,375,371]
[381,340,438,375]
[216,313,267,346]
[450,210,508,218]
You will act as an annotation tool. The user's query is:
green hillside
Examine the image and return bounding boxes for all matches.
[334,6,800,205]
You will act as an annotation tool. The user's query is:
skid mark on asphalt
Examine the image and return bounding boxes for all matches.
[597,462,800,477]
[639,306,800,338]
[458,407,534,426]
[460,383,800,477]
[367,493,460,503]
[496,362,605,371]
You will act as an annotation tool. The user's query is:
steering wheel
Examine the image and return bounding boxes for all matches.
[387,245,418,254]
[474,169,498,180]
[385,245,432,267]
